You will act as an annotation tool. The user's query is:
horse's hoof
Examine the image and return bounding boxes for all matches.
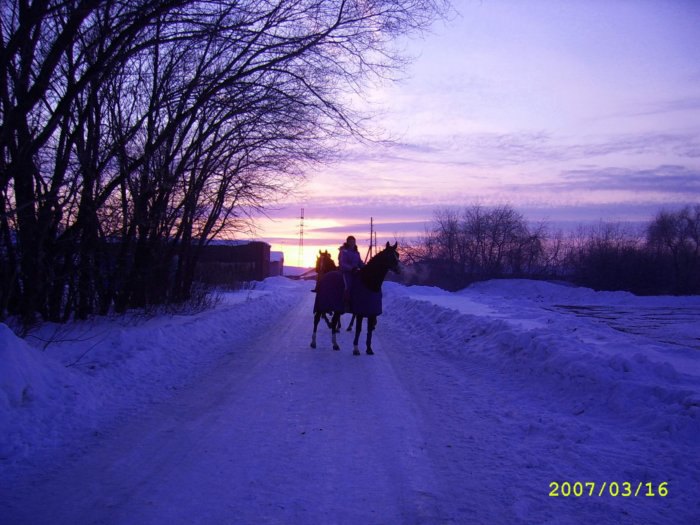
[366,348,374,355]
[333,344,340,351]
[310,342,316,349]
[353,349,360,356]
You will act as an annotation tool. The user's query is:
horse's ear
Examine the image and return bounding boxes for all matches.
[385,241,390,249]
[392,242,398,250]
[319,249,322,254]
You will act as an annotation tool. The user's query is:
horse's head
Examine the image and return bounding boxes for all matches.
[359,242,400,292]
[315,249,336,274]
[377,241,401,274]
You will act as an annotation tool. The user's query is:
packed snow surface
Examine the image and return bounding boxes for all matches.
[1,277,699,524]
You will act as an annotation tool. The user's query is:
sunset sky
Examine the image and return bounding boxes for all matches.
[254,0,700,268]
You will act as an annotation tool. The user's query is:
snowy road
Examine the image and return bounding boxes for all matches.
[2,280,699,524]
[3,291,449,524]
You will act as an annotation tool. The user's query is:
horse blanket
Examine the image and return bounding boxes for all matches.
[314,271,382,317]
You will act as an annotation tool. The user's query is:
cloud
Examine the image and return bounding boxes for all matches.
[574,134,700,160]
[362,129,700,170]
[269,163,699,230]
[545,165,700,195]
[606,96,700,119]
[496,132,698,166]
[275,199,436,227]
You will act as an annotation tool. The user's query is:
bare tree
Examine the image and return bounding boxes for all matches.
[1,0,451,322]
[402,204,699,295]
[1,0,190,321]
[647,205,700,293]
[409,204,548,288]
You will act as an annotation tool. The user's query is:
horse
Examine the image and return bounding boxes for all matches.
[314,249,337,287]
[310,242,400,355]
[312,249,341,328]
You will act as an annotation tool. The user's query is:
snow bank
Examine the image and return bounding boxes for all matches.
[465,278,637,304]
[0,324,88,461]
[1,278,302,466]
[384,281,700,446]
[255,275,309,291]
[466,278,700,307]
[0,324,66,410]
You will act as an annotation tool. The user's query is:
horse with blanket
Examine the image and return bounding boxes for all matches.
[312,249,336,293]
[311,242,400,355]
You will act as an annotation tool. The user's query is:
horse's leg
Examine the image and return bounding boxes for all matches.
[331,312,341,350]
[335,314,342,333]
[366,315,377,355]
[346,314,355,332]
[352,316,363,356]
[311,312,321,348]
[322,313,332,329]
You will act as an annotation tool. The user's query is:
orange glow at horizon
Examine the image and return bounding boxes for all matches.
[269,243,341,270]
[259,214,393,269]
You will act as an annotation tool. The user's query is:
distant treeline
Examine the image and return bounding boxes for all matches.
[400,204,700,295]
[0,0,446,326]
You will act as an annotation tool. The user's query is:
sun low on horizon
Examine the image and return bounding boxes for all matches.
[260,213,392,269]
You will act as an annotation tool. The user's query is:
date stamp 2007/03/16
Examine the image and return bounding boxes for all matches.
[549,481,669,498]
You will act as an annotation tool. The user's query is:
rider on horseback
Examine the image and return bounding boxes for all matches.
[338,235,364,309]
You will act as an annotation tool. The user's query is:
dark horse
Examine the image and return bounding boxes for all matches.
[314,250,337,282]
[311,242,400,355]
[312,250,339,331]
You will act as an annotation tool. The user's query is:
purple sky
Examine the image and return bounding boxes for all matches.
[255,0,700,267]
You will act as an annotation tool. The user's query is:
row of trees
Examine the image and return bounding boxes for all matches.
[1,0,448,324]
[401,205,552,289]
[401,204,700,295]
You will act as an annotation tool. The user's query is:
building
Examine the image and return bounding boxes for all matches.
[270,251,284,277]
[196,240,272,286]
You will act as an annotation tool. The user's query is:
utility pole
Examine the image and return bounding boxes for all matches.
[365,217,374,262]
[298,207,305,267]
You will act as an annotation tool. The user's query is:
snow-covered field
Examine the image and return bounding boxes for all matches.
[1,277,699,524]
